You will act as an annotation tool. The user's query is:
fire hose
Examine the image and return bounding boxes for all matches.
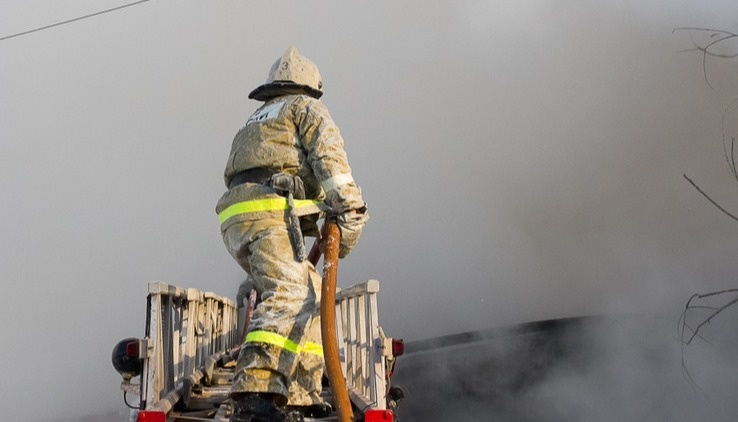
[315,219,354,422]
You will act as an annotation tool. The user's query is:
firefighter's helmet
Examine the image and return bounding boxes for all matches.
[249,47,323,101]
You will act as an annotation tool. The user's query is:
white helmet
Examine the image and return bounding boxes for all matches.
[249,47,323,101]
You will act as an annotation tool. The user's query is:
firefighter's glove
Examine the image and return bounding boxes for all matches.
[236,276,256,308]
[270,173,306,199]
[336,206,369,259]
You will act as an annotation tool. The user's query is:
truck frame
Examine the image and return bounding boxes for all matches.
[113,279,403,422]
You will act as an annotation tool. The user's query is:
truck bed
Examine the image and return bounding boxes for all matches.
[113,280,401,422]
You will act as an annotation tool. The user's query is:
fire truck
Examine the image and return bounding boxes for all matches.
[111,278,404,422]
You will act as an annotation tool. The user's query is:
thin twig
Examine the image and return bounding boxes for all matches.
[673,27,738,88]
[683,174,738,223]
[686,305,721,311]
[678,289,738,391]
[682,320,714,345]
[684,296,738,345]
[673,27,736,36]
[691,288,738,299]
[722,99,738,182]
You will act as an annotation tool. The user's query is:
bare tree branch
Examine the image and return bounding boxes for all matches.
[679,289,738,391]
[684,297,738,345]
[683,174,738,223]
[722,98,738,182]
[674,25,738,394]
[673,27,738,89]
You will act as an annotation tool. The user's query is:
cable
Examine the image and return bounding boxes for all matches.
[123,391,142,410]
[0,0,152,42]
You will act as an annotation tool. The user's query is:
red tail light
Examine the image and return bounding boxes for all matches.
[364,409,393,421]
[392,339,404,357]
[112,338,144,378]
[138,410,166,422]
[126,340,140,358]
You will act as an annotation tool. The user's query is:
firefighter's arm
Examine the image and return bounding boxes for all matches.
[295,97,368,257]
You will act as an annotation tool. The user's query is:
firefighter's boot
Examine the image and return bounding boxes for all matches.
[286,402,333,419]
[231,393,291,422]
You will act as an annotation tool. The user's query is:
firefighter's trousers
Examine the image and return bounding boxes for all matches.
[223,217,324,406]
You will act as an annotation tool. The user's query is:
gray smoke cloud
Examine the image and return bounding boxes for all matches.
[1,0,738,420]
[395,311,738,420]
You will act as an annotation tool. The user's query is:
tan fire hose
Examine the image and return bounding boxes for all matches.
[313,220,354,422]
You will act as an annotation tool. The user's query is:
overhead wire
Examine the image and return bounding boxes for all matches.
[0,0,152,42]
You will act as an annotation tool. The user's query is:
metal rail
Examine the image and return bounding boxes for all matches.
[138,282,238,414]
[335,279,389,411]
[125,279,390,420]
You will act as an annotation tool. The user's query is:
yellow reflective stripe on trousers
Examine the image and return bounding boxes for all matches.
[246,331,300,354]
[245,331,324,357]
[302,341,324,357]
[218,198,322,224]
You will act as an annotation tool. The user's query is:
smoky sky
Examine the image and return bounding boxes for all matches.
[2,1,738,420]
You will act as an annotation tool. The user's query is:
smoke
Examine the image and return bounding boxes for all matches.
[394,312,738,420]
[366,0,738,341]
[521,317,738,421]
[386,1,738,420]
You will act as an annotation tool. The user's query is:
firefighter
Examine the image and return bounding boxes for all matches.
[216,46,368,422]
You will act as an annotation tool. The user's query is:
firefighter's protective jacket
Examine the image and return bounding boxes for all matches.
[216,94,365,233]
[218,93,367,404]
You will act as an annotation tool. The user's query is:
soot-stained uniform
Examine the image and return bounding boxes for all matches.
[217,93,367,405]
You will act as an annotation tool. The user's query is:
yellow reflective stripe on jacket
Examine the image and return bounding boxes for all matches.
[218,198,322,224]
[245,331,323,357]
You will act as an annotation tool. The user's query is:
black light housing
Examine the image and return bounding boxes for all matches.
[112,337,144,380]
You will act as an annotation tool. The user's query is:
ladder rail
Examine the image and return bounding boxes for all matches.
[139,282,238,411]
[335,279,388,410]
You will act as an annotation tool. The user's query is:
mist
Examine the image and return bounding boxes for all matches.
[2,1,738,420]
